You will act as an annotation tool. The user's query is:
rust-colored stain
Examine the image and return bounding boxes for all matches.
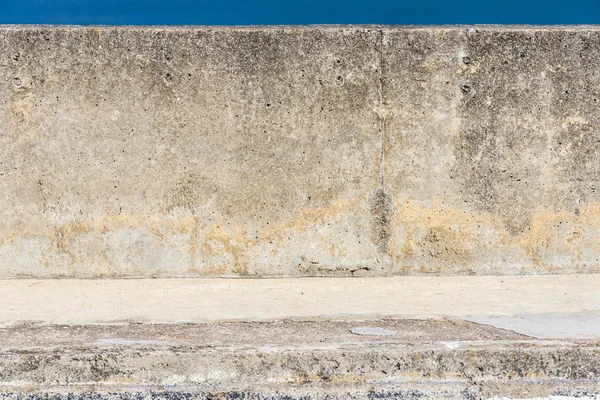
[0,197,360,277]
[389,198,600,274]
[258,197,357,242]
[1,196,600,277]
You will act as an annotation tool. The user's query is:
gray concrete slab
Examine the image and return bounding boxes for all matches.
[467,312,600,340]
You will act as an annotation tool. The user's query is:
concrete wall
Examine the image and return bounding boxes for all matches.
[1,26,600,278]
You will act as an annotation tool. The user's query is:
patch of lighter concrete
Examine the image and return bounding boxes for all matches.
[466,311,600,339]
[349,326,396,336]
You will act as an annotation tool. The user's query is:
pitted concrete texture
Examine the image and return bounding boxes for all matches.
[2,26,600,277]
[0,320,599,399]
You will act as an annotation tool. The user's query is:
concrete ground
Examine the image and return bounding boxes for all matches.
[0,319,598,399]
[1,276,599,399]
[1,275,599,339]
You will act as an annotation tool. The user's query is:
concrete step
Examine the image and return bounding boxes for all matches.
[0,319,599,399]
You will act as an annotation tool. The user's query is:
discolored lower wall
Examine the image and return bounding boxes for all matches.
[1,26,600,277]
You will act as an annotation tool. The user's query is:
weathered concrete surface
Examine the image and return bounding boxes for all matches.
[1,276,599,339]
[382,27,600,275]
[2,26,600,277]
[0,320,599,399]
[0,393,597,400]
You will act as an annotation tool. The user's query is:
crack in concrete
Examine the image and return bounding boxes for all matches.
[369,29,393,257]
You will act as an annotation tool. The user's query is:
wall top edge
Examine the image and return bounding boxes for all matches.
[0,24,600,31]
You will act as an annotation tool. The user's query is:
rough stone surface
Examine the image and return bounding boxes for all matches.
[0,389,599,400]
[0,320,599,399]
[2,26,600,277]
[0,390,597,400]
[0,319,530,348]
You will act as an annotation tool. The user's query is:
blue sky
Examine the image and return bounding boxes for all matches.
[0,0,599,25]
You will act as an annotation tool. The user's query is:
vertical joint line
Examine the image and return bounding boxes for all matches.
[370,29,393,258]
